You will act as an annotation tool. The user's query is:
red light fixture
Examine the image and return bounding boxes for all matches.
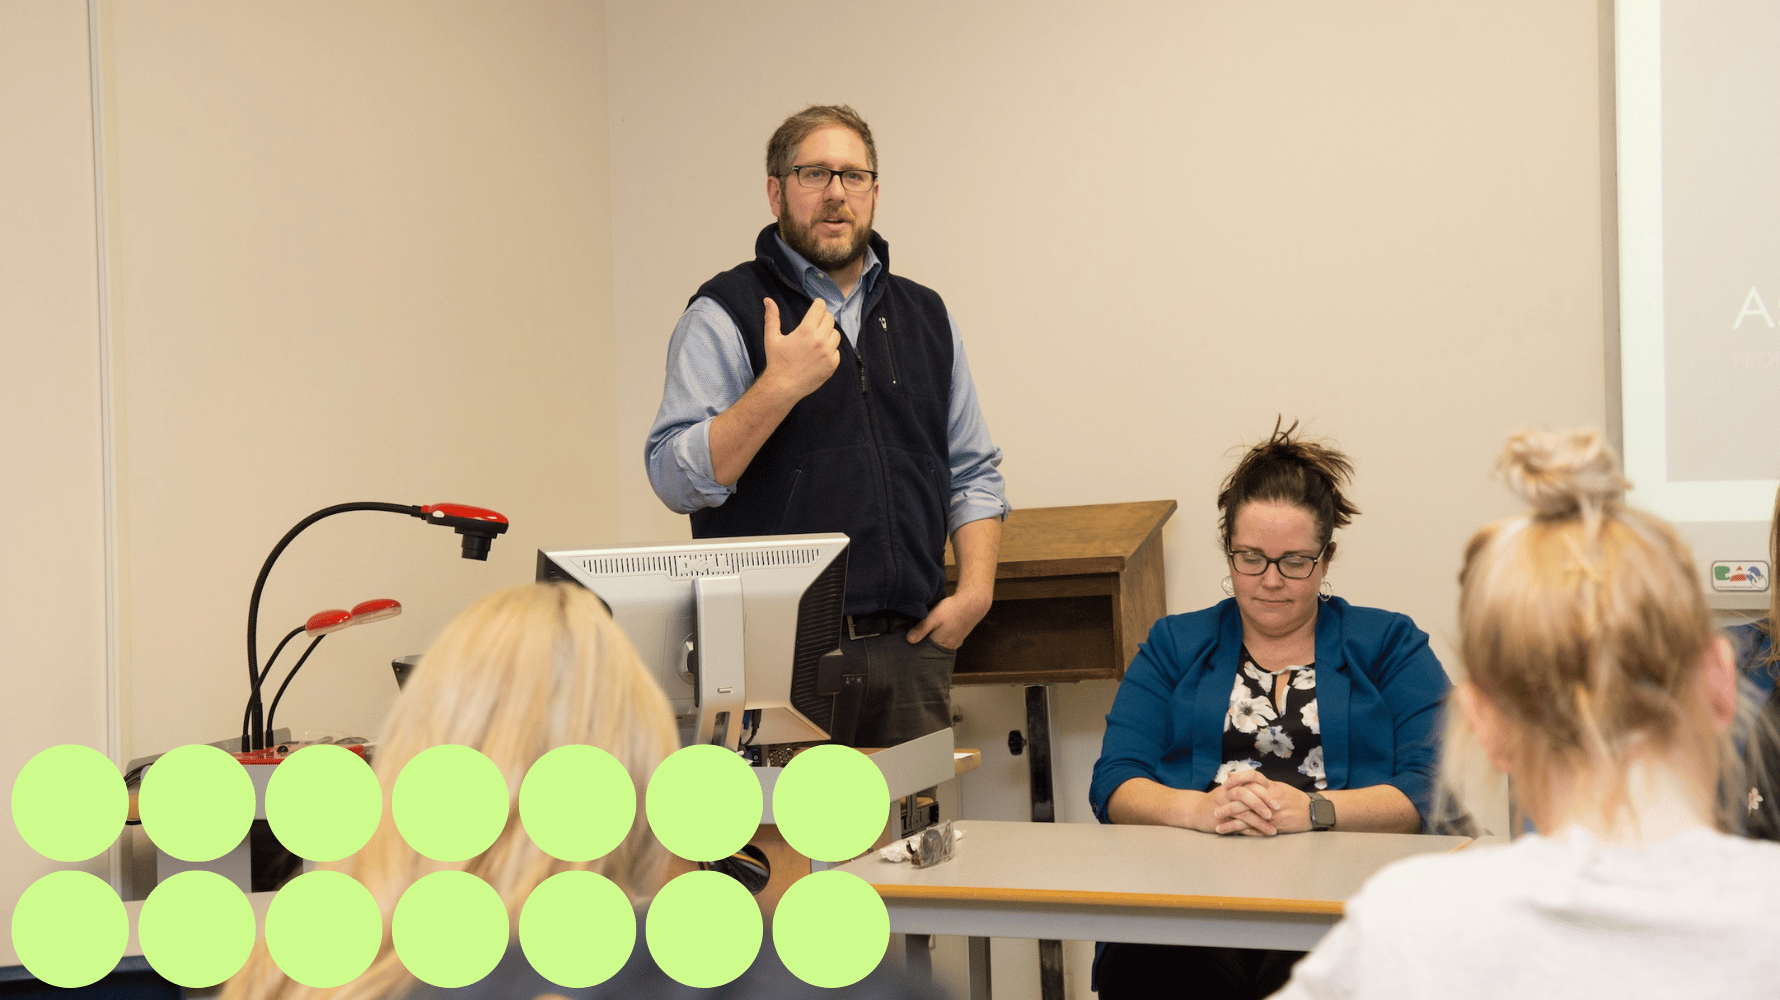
[264,597,406,743]
[304,609,353,636]
[349,598,402,624]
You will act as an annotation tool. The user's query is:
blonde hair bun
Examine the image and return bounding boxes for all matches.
[1498,428,1627,519]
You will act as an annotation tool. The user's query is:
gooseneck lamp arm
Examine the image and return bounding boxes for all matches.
[263,635,327,742]
[258,626,307,689]
[241,625,306,748]
[243,501,508,751]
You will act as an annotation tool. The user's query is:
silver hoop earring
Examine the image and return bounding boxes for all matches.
[1319,580,1333,602]
[1221,576,1235,597]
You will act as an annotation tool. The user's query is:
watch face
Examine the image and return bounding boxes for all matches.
[1311,796,1335,829]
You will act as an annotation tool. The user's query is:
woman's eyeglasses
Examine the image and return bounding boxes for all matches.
[1227,545,1327,579]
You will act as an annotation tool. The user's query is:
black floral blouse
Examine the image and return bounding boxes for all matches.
[1212,645,1326,792]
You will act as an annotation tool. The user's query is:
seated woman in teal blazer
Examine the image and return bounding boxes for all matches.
[1091,595,1448,829]
[1088,422,1449,1000]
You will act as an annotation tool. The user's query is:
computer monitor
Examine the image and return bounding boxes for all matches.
[537,533,848,750]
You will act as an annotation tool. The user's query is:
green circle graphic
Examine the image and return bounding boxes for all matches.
[138,870,255,987]
[772,870,889,988]
[645,870,761,988]
[772,744,889,861]
[11,744,126,862]
[392,745,507,862]
[518,870,634,987]
[138,744,255,863]
[264,870,381,988]
[644,745,760,863]
[519,744,635,862]
[10,870,127,988]
[266,744,381,862]
[391,870,507,988]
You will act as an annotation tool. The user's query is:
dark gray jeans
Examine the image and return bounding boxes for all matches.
[829,626,955,748]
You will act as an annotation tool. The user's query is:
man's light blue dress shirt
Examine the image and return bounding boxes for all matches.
[645,235,1007,534]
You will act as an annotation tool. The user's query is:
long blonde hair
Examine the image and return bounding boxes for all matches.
[1455,429,1728,835]
[223,582,678,1000]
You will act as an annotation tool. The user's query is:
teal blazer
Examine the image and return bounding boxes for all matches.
[1089,597,1449,827]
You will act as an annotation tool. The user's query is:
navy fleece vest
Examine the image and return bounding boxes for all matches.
[690,225,954,619]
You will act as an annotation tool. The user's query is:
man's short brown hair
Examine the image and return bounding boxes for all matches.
[766,105,877,177]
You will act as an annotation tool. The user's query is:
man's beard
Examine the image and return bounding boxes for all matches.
[777,189,873,272]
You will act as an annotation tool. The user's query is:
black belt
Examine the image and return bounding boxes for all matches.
[846,610,917,640]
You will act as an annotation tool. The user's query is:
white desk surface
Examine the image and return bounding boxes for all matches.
[836,819,1472,952]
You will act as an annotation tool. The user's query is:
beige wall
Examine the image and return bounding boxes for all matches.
[100,0,618,756]
[3,0,619,916]
[607,4,1604,994]
[1,0,114,917]
[609,0,1607,642]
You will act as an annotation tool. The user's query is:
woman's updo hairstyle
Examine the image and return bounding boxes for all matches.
[1496,426,1627,522]
[1458,428,1725,829]
[1217,418,1359,552]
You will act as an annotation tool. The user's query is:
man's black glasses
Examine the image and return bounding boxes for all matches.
[787,165,877,193]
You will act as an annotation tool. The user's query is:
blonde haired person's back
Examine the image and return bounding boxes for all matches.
[222,582,678,1000]
[223,582,947,1000]
[1270,430,1780,1000]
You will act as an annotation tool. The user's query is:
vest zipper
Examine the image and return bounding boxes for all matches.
[879,316,899,386]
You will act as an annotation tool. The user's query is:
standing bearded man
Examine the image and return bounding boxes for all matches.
[646,104,1007,747]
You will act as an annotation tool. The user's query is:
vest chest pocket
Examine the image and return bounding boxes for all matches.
[873,316,946,401]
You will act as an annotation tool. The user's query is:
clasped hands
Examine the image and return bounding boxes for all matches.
[1195,768,1313,836]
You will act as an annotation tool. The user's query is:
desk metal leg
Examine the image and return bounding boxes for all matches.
[1038,939,1064,999]
[904,934,932,980]
[968,936,992,1000]
[1025,684,1065,1000]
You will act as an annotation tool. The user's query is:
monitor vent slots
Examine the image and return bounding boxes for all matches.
[570,547,821,579]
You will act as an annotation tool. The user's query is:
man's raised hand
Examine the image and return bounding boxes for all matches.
[761,297,841,401]
[706,297,840,486]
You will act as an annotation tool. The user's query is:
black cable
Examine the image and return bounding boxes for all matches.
[263,634,327,743]
[702,843,771,895]
[244,502,422,750]
[242,626,306,749]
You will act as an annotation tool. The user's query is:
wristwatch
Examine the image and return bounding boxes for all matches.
[1308,791,1336,831]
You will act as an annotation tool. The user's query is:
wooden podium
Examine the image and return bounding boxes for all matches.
[946,500,1176,685]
